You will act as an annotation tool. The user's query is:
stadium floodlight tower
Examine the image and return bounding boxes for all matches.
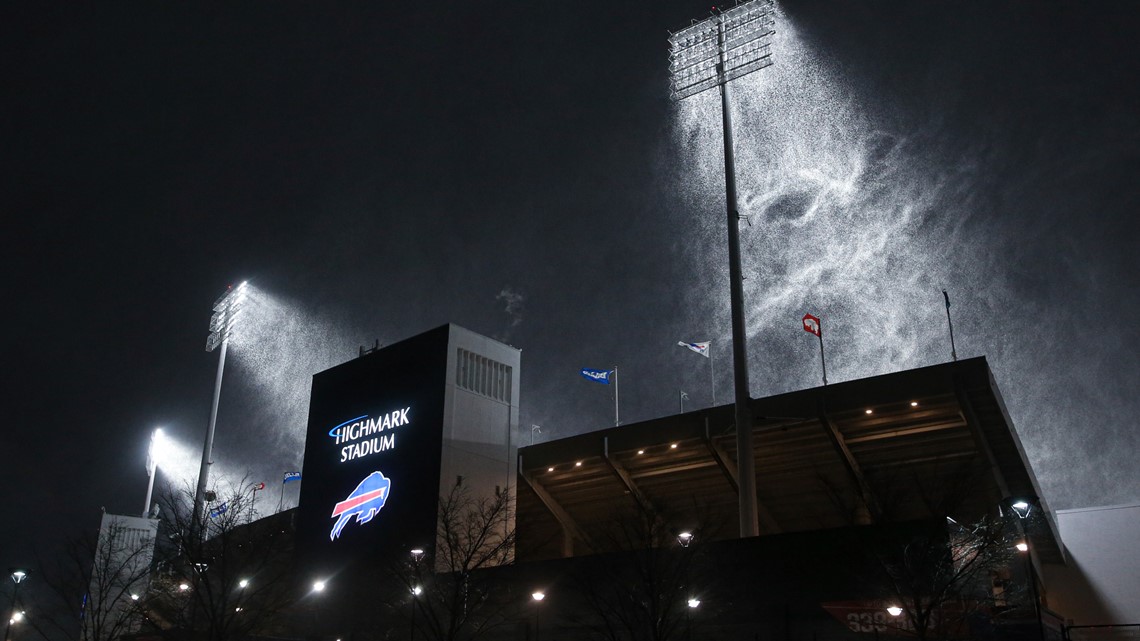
[193,282,248,529]
[668,0,775,538]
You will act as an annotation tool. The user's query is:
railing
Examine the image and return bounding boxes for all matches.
[1066,624,1140,641]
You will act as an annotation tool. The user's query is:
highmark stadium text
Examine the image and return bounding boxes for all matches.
[329,408,412,463]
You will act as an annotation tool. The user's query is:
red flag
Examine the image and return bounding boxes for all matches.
[802,313,821,337]
[254,482,265,491]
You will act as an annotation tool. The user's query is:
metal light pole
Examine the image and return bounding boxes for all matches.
[5,569,28,641]
[409,548,424,641]
[1008,498,1045,641]
[669,0,776,538]
[193,282,247,530]
[531,591,545,641]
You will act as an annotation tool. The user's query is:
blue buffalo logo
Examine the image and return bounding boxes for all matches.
[329,471,392,541]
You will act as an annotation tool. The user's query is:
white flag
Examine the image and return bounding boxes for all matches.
[678,341,710,358]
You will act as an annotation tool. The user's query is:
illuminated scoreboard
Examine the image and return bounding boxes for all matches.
[296,324,520,572]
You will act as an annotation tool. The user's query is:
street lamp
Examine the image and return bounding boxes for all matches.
[409,549,425,641]
[531,592,545,641]
[886,605,903,617]
[193,281,248,529]
[5,569,28,641]
[1004,497,1044,641]
[312,580,326,593]
[677,531,694,548]
[686,598,700,641]
[668,0,777,539]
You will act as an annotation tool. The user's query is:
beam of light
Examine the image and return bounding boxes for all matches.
[217,285,372,512]
[149,432,202,491]
[670,6,1140,510]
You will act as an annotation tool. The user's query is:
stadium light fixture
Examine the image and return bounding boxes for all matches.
[193,281,249,530]
[668,0,777,538]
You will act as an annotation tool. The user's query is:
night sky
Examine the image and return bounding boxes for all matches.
[4,0,1139,575]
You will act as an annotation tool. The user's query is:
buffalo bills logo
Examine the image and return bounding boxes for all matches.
[330,471,392,541]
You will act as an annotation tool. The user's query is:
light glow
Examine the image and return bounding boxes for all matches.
[532,591,545,601]
[688,598,701,608]
[1016,541,1029,552]
[313,580,326,592]
[886,606,903,617]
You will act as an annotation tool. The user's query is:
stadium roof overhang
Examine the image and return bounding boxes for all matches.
[517,357,1065,566]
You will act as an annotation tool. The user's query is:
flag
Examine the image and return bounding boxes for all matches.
[209,503,228,519]
[943,289,951,309]
[678,341,710,358]
[253,482,265,491]
[680,391,689,401]
[283,471,302,484]
[580,367,613,384]
[802,313,821,337]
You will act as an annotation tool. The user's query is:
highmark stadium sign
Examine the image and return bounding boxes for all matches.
[329,407,412,463]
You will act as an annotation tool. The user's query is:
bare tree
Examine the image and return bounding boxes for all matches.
[575,504,720,641]
[148,477,296,641]
[866,515,1019,641]
[386,484,519,641]
[34,514,157,641]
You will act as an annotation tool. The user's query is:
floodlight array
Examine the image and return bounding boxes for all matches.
[205,282,247,352]
[668,0,776,100]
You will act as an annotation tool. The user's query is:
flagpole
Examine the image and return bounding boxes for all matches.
[943,289,957,361]
[679,390,685,413]
[277,477,285,513]
[613,365,620,426]
[818,329,828,386]
[710,346,716,406]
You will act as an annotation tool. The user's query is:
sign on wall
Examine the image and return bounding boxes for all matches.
[296,326,450,571]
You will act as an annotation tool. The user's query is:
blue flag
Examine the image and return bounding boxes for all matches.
[209,502,228,519]
[283,471,302,484]
[580,368,612,384]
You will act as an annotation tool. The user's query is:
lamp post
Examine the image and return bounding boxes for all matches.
[686,597,700,641]
[1006,498,1045,641]
[409,549,424,641]
[668,0,777,538]
[193,282,247,531]
[5,569,28,641]
[531,591,545,641]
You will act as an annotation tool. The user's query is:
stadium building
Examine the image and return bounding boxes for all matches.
[134,325,1136,641]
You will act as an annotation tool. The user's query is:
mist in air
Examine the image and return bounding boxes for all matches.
[154,3,1137,516]
[669,7,1139,510]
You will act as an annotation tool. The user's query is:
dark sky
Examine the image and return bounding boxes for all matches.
[4,0,1139,577]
